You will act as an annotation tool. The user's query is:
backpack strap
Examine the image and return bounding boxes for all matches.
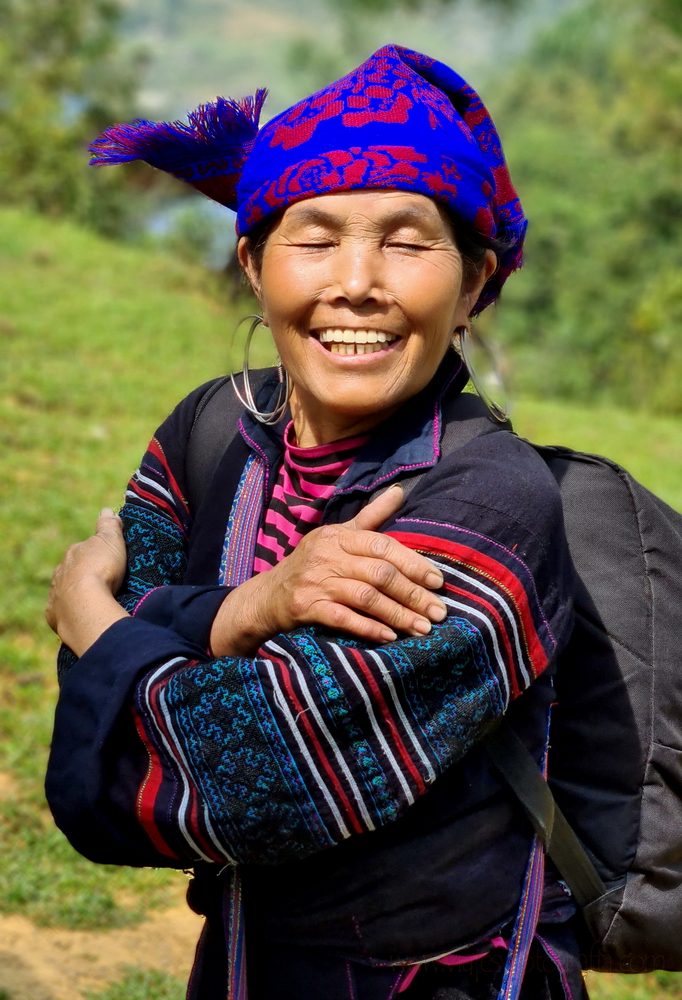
[485,720,606,909]
[185,370,272,516]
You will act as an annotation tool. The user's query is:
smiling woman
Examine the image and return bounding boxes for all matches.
[238,191,496,446]
[45,45,582,1000]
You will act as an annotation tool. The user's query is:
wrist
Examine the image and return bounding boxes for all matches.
[56,576,128,658]
[210,572,283,658]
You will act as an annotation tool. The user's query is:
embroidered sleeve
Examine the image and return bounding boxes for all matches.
[117,441,191,612]
[56,382,215,684]
[126,430,574,865]
[130,503,567,865]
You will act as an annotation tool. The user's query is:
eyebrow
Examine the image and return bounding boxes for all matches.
[284,203,439,231]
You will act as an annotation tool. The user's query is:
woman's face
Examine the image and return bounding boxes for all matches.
[239,190,495,440]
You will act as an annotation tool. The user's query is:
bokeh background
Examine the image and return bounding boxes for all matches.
[1,0,681,997]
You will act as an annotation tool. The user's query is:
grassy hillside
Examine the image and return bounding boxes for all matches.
[0,207,265,933]
[1,207,680,997]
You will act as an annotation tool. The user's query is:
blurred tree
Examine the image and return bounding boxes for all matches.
[0,0,151,235]
[287,0,525,93]
[488,0,682,414]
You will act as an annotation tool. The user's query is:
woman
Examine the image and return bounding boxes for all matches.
[45,46,581,1000]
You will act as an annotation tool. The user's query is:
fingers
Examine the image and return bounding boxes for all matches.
[351,484,404,532]
[330,554,445,621]
[96,507,122,537]
[337,529,444,592]
[320,575,445,637]
[311,601,398,644]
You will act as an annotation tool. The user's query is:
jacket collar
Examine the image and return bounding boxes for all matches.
[239,350,468,496]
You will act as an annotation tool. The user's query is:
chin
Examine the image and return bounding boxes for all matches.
[316,385,403,419]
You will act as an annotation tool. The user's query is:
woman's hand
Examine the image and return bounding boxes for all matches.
[46,508,129,658]
[210,484,447,657]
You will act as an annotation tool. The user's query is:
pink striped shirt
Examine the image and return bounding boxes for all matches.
[253,422,369,573]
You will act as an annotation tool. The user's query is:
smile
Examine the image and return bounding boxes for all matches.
[314,328,399,356]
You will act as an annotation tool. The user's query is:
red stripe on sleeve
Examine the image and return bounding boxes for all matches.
[133,710,179,859]
[128,481,185,529]
[148,437,190,514]
[387,530,549,675]
[347,647,426,795]
[271,656,364,835]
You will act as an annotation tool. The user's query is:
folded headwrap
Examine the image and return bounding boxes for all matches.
[90,45,526,312]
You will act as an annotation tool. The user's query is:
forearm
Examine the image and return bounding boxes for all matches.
[209,572,281,657]
[56,577,129,659]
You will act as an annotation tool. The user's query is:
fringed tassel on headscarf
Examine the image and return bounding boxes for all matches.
[88,89,268,171]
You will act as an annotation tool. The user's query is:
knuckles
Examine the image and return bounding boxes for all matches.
[351,582,379,608]
[368,560,396,587]
[367,534,391,559]
[325,603,349,628]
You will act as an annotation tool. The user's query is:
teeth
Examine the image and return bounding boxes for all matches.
[317,329,398,348]
[329,342,387,355]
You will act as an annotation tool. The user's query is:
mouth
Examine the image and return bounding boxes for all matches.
[313,328,400,356]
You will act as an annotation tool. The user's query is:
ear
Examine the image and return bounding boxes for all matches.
[237,237,264,308]
[454,250,498,324]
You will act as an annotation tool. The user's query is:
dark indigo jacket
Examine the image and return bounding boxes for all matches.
[46,354,575,965]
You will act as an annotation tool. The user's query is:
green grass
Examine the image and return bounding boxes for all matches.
[1,207,681,997]
[0,207,267,929]
[84,967,186,1000]
[512,396,682,513]
[586,970,682,999]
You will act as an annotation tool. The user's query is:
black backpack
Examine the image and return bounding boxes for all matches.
[186,373,682,974]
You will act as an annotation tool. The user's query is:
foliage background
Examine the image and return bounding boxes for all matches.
[1,0,681,997]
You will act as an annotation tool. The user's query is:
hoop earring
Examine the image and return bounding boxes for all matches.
[230,315,291,426]
[456,325,509,423]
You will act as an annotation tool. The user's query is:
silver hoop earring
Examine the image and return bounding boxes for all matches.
[230,315,291,425]
[456,326,509,423]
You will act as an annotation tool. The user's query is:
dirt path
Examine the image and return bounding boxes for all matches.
[0,884,202,1000]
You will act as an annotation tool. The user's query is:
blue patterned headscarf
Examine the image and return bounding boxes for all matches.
[90,45,526,313]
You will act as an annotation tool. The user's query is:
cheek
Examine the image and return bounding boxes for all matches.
[394,259,462,340]
[260,253,322,325]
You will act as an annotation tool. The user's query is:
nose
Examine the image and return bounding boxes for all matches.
[323,241,390,308]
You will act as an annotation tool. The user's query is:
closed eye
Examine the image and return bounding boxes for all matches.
[385,242,429,251]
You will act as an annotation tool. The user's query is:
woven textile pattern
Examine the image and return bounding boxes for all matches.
[131,522,554,865]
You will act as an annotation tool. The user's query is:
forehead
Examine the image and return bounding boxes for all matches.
[278,189,449,229]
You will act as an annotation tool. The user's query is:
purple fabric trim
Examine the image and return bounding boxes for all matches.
[219,454,266,587]
[497,836,546,1000]
[332,357,463,497]
[535,936,575,1000]
[345,959,358,1000]
[387,971,406,1000]
[131,587,160,617]
[238,417,271,501]
[225,867,248,1000]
